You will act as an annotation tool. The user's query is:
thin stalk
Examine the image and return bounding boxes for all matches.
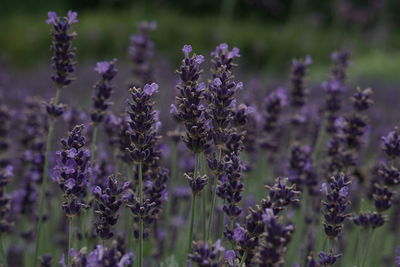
[34,87,61,265]
[138,162,143,267]
[201,152,207,240]
[239,250,248,267]
[127,166,134,253]
[0,237,6,267]
[187,153,199,253]
[206,149,222,241]
[90,124,99,168]
[67,218,73,266]
[361,229,375,267]
[187,192,196,253]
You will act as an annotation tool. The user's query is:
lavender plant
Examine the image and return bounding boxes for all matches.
[1,10,400,267]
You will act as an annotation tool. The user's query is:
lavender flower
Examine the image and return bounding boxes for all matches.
[290,55,312,109]
[206,43,241,150]
[262,177,300,215]
[0,165,13,233]
[381,127,400,159]
[46,11,77,88]
[288,144,317,193]
[321,173,351,238]
[262,88,288,134]
[93,176,127,239]
[318,251,341,266]
[68,244,134,267]
[126,83,159,163]
[353,212,385,229]
[174,45,209,155]
[128,21,156,88]
[91,59,117,124]
[323,49,350,133]
[53,125,90,217]
[217,153,244,221]
[188,240,224,266]
[0,101,10,156]
[255,209,294,266]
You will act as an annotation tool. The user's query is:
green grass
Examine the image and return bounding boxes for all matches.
[1,5,400,82]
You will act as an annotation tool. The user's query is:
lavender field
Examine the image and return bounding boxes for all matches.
[1,1,400,267]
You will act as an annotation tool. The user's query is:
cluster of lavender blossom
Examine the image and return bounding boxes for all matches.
[0,10,400,267]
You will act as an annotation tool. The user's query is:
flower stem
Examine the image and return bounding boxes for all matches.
[90,124,99,168]
[34,87,61,266]
[68,218,73,266]
[201,152,207,240]
[239,250,248,267]
[127,166,134,253]
[206,149,222,241]
[187,153,199,253]
[0,237,6,266]
[361,229,375,267]
[138,162,143,267]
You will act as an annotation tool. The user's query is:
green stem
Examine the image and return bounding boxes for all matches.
[361,229,375,267]
[201,152,207,240]
[187,153,200,253]
[68,218,73,266]
[0,237,6,267]
[127,167,134,253]
[239,250,248,267]
[206,149,222,241]
[187,192,196,253]
[138,163,143,267]
[34,88,61,266]
[90,124,99,168]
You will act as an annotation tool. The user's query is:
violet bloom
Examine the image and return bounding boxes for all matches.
[323,48,350,133]
[174,44,209,155]
[205,43,241,150]
[0,100,10,155]
[256,209,294,266]
[216,153,244,223]
[262,177,300,215]
[290,55,312,109]
[126,83,159,163]
[318,251,341,266]
[0,165,14,234]
[188,240,225,266]
[18,98,47,217]
[321,173,351,238]
[288,144,317,193]
[93,176,128,240]
[46,11,77,89]
[353,212,385,229]
[67,245,134,267]
[381,127,400,159]
[128,21,156,88]
[53,125,90,218]
[91,59,118,124]
[262,88,288,134]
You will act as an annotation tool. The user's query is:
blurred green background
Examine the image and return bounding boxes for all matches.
[1,0,400,82]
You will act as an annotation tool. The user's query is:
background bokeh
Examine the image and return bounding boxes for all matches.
[1,0,400,81]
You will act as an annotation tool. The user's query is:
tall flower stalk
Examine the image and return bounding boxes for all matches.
[205,43,241,241]
[52,125,90,265]
[90,59,117,166]
[125,82,160,266]
[35,10,78,264]
[171,45,209,252]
